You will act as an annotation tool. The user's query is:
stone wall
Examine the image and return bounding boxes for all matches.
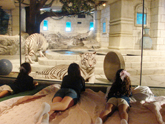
[106,0,165,50]
[40,15,93,36]
[11,7,19,35]
[132,0,151,50]
[108,0,134,50]
[104,0,165,50]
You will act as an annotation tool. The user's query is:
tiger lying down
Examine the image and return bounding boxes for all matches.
[36,52,97,83]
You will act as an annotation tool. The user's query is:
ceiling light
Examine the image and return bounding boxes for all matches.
[103,3,106,7]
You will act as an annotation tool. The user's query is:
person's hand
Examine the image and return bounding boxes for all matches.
[34,82,39,86]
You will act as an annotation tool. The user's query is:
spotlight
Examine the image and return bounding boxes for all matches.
[103,3,106,7]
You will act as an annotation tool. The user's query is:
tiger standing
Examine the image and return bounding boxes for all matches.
[25,33,49,64]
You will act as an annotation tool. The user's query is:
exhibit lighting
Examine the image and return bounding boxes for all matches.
[66,22,71,32]
[90,22,94,30]
[43,20,48,30]
[103,3,106,7]
[103,22,106,33]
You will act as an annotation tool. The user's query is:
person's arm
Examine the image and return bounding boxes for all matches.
[0,90,10,98]
[107,83,116,99]
[129,86,133,97]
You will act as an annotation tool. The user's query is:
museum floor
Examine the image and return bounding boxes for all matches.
[0,49,165,96]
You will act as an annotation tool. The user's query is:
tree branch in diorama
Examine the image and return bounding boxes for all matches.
[14,0,106,35]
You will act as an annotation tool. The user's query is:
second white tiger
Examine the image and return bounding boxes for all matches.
[36,52,97,83]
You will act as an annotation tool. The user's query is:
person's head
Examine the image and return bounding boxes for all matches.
[68,63,81,77]
[115,69,131,95]
[115,69,130,82]
[19,62,31,75]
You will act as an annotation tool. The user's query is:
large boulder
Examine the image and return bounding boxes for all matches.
[0,35,26,55]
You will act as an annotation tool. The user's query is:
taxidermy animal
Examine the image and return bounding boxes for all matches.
[36,52,96,83]
[25,33,49,64]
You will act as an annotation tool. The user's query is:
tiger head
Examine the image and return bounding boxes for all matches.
[80,52,97,69]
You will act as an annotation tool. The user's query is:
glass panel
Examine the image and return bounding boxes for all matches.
[0,7,20,80]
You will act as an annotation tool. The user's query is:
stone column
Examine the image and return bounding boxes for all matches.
[94,10,101,45]
[108,0,134,50]
[150,0,165,50]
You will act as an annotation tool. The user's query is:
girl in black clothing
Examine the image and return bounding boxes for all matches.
[34,63,85,124]
[0,62,37,98]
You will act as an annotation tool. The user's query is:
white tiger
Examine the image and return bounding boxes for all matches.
[36,52,96,83]
[25,33,49,64]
